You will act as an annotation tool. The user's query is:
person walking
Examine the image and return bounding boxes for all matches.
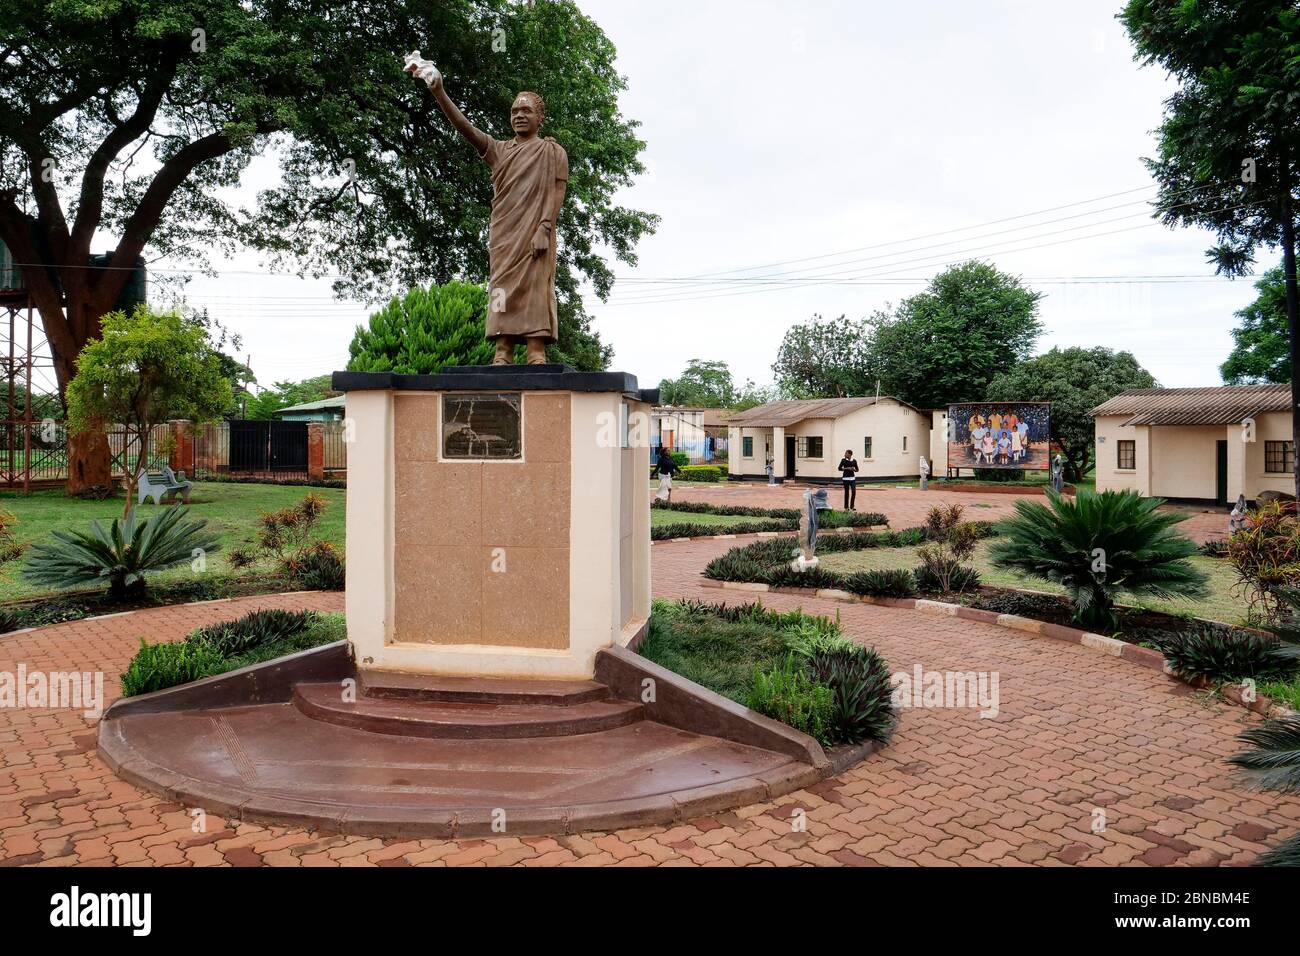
[837,449,859,510]
[654,446,679,502]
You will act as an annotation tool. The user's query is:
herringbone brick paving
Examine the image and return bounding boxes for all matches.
[0,487,1283,867]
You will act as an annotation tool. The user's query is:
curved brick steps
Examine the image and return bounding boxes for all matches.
[359,672,611,706]
[291,682,643,739]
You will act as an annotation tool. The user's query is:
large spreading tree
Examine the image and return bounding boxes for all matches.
[986,346,1158,483]
[1120,0,1300,496]
[869,261,1044,409]
[0,0,654,491]
[1220,264,1290,384]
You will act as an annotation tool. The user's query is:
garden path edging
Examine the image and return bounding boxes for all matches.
[699,579,1293,719]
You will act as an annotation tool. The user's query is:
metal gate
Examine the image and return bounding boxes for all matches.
[228,420,309,475]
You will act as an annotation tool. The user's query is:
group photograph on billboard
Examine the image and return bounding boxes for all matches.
[947,402,1052,471]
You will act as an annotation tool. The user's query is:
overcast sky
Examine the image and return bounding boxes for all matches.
[159,0,1272,396]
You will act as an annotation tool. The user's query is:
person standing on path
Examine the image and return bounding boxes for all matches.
[837,449,859,510]
[655,446,679,502]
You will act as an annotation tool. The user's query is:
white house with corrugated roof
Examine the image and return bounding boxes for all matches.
[725,396,931,482]
[1091,384,1294,505]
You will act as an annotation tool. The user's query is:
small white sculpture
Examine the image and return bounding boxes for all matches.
[919,455,930,490]
[403,50,441,87]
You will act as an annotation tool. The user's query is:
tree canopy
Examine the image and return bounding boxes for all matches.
[0,0,653,398]
[869,262,1044,410]
[245,374,336,421]
[1221,265,1290,384]
[986,346,1157,483]
[1120,0,1300,493]
[771,314,876,399]
[771,263,1044,408]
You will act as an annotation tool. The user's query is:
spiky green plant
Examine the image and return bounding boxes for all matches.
[987,489,1207,632]
[21,507,220,600]
[1228,715,1300,866]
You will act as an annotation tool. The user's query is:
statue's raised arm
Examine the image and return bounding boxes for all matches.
[403,50,490,156]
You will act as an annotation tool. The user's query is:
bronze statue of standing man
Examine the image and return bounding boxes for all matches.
[405,52,569,365]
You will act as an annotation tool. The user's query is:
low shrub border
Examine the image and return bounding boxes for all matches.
[650,500,889,540]
[697,577,1294,719]
[0,573,332,635]
[699,523,996,591]
[119,608,345,696]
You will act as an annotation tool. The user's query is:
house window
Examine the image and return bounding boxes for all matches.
[902,436,907,452]
[1117,440,1135,470]
[1265,441,1294,473]
[863,437,873,459]
[742,436,754,458]
[797,436,823,459]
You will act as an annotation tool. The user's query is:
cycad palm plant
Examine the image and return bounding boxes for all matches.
[1228,715,1300,866]
[987,489,1206,631]
[22,507,220,600]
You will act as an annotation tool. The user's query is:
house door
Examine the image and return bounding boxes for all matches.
[785,436,796,480]
[1215,440,1228,506]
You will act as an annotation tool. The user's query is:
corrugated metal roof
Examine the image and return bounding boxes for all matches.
[1090,384,1292,426]
[726,396,915,427]
[274,395,346,415]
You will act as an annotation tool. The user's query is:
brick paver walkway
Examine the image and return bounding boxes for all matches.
[3,521,1290,867]
[672,481,1230,544]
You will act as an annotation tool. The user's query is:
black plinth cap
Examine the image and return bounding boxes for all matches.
[332,365,658,404]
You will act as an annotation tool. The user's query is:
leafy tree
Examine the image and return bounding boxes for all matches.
[870,261,1043,409]
[659,359,736,407]
[731,380,774,412]
[986,347,1157,482]
[245,375,336,421]
[347,281,494,373]
[65,305,233,515]
[772,314,876,399]
[0,0,654,487]
[1120,1,1300,496]
[1221,265,1290,384]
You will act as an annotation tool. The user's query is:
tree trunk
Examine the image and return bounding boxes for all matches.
[1283,195,1300,501]
[56,299,115,497]
[67,430,113,497]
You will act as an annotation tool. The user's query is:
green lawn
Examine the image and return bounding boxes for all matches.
[0,481,345,601]
[819,540,1241,624]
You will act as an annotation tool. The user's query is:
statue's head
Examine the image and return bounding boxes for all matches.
[511,92,545,137]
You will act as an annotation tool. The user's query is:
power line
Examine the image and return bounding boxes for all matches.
[605,192,1264,304]
[596,203,1262,308]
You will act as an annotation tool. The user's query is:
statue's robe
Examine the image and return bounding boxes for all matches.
[478,135,569,341]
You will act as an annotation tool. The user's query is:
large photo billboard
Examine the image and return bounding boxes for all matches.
[947,402,1051,471]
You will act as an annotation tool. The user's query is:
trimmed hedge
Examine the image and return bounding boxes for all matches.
[652,520,787,540]
[702,522,999,597]
[679,464,727,482]
[650,500,889,539]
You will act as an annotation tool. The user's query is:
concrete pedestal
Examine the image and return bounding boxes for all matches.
[333,365,655,680]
